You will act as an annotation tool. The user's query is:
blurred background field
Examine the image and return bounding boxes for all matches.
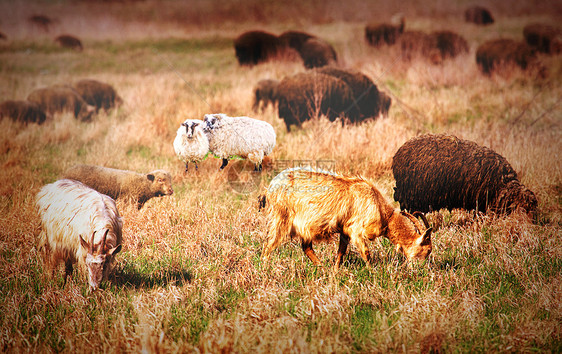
[0,0,561,352]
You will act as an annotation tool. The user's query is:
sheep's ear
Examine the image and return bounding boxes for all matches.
[192,121,199,127]
[79,234,90,252]
[107,244,122,256]
[147,174,155,182]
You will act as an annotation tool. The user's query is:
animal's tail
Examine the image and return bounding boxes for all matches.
[258,194,267,211]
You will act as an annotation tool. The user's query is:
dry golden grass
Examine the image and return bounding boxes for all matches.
[1,0,561,352]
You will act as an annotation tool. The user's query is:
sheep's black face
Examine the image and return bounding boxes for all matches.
[182,121,198,138]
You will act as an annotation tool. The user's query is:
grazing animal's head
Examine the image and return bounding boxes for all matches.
[146,170,174,197]
[181,120,202,139]
[79,229,122,290]
[496,180,538,217]
[203,113,227,131]
[388,210,432,261]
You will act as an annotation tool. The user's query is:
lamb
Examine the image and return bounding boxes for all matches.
[27,85,95,121]
[252,79,279,112]
[0,100,47,124]
[392,134,538,216]
[62,164,174,209]
[36,179,123,290]
[54,34,83,51]
[260,167,432,268]
[173,119,209,171]
[203,113,276,171]
[72,79,123,113]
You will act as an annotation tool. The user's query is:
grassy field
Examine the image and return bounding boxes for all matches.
[1,0,561,352]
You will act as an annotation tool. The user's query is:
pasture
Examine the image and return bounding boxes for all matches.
[1,0,561,351]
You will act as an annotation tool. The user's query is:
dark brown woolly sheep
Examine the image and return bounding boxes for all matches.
[278,30,316,52]
[430,30,469,59]
[0,100,47,124]
[252,79,279,112]
[365,18,405,47]
[464,6,494,25]
[314,67,382,121]
[476,39,537,75]
[27,86,95,121]
[54,34,83,51]
[398,31,440,62]
[72,79,123,113]
[392,134,537,216]
[276,72,359,132]
[379,91,391,117]
[28,15,56,32]
[523,23,562,54]
[62,164,174,209]
[233,30,283,66]
[298,37,338,69]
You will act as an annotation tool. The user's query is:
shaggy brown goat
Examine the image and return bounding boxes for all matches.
[476,38,537,75]
[72,79,123,113]
[62,165,174,209]
[314,67,382,120]
[233,30,283,66]
[260,168,432,268]
[523,23,562,54]
[54,34,83,51]
[392,134,538,216]
[276,72,359,131]
[0,100,47,124]
[252,79,279,112]
[464,6,494,25]
[27,85,95,121]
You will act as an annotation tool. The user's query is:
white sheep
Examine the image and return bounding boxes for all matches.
[173,119,209,171]
[203,113,276,171]
[36,179,123,290]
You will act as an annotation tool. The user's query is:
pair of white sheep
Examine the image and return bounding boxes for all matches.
[173,113,276,172]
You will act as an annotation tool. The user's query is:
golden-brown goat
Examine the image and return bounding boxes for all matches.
[260,168,432,268]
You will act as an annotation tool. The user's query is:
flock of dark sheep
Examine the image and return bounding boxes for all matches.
[3,4,553,289]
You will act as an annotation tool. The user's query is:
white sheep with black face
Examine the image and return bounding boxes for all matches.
[173,119,209,171]
[203,113,276,171]
[36,179,123,290]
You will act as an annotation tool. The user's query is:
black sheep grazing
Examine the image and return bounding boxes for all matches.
[430,30,469,59]
[276,72,358,132]
[0,100,47,125]
[464,6,494,25]
[252,79,279,112]
[233,30,282,66]
[476,39,537,75]
[365,21,405,47]
[54,34,83,51]
[314,67,382,121]
[278,30,316,52]
[72,79,123,113]
[28,15,56,32]
[523,23,562,54]
[27,85,95,122]
[392,134,537,216]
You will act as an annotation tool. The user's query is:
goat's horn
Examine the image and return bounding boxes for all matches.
[90,231,96,253]
[413,211,430,229]
[101,229,109,251]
